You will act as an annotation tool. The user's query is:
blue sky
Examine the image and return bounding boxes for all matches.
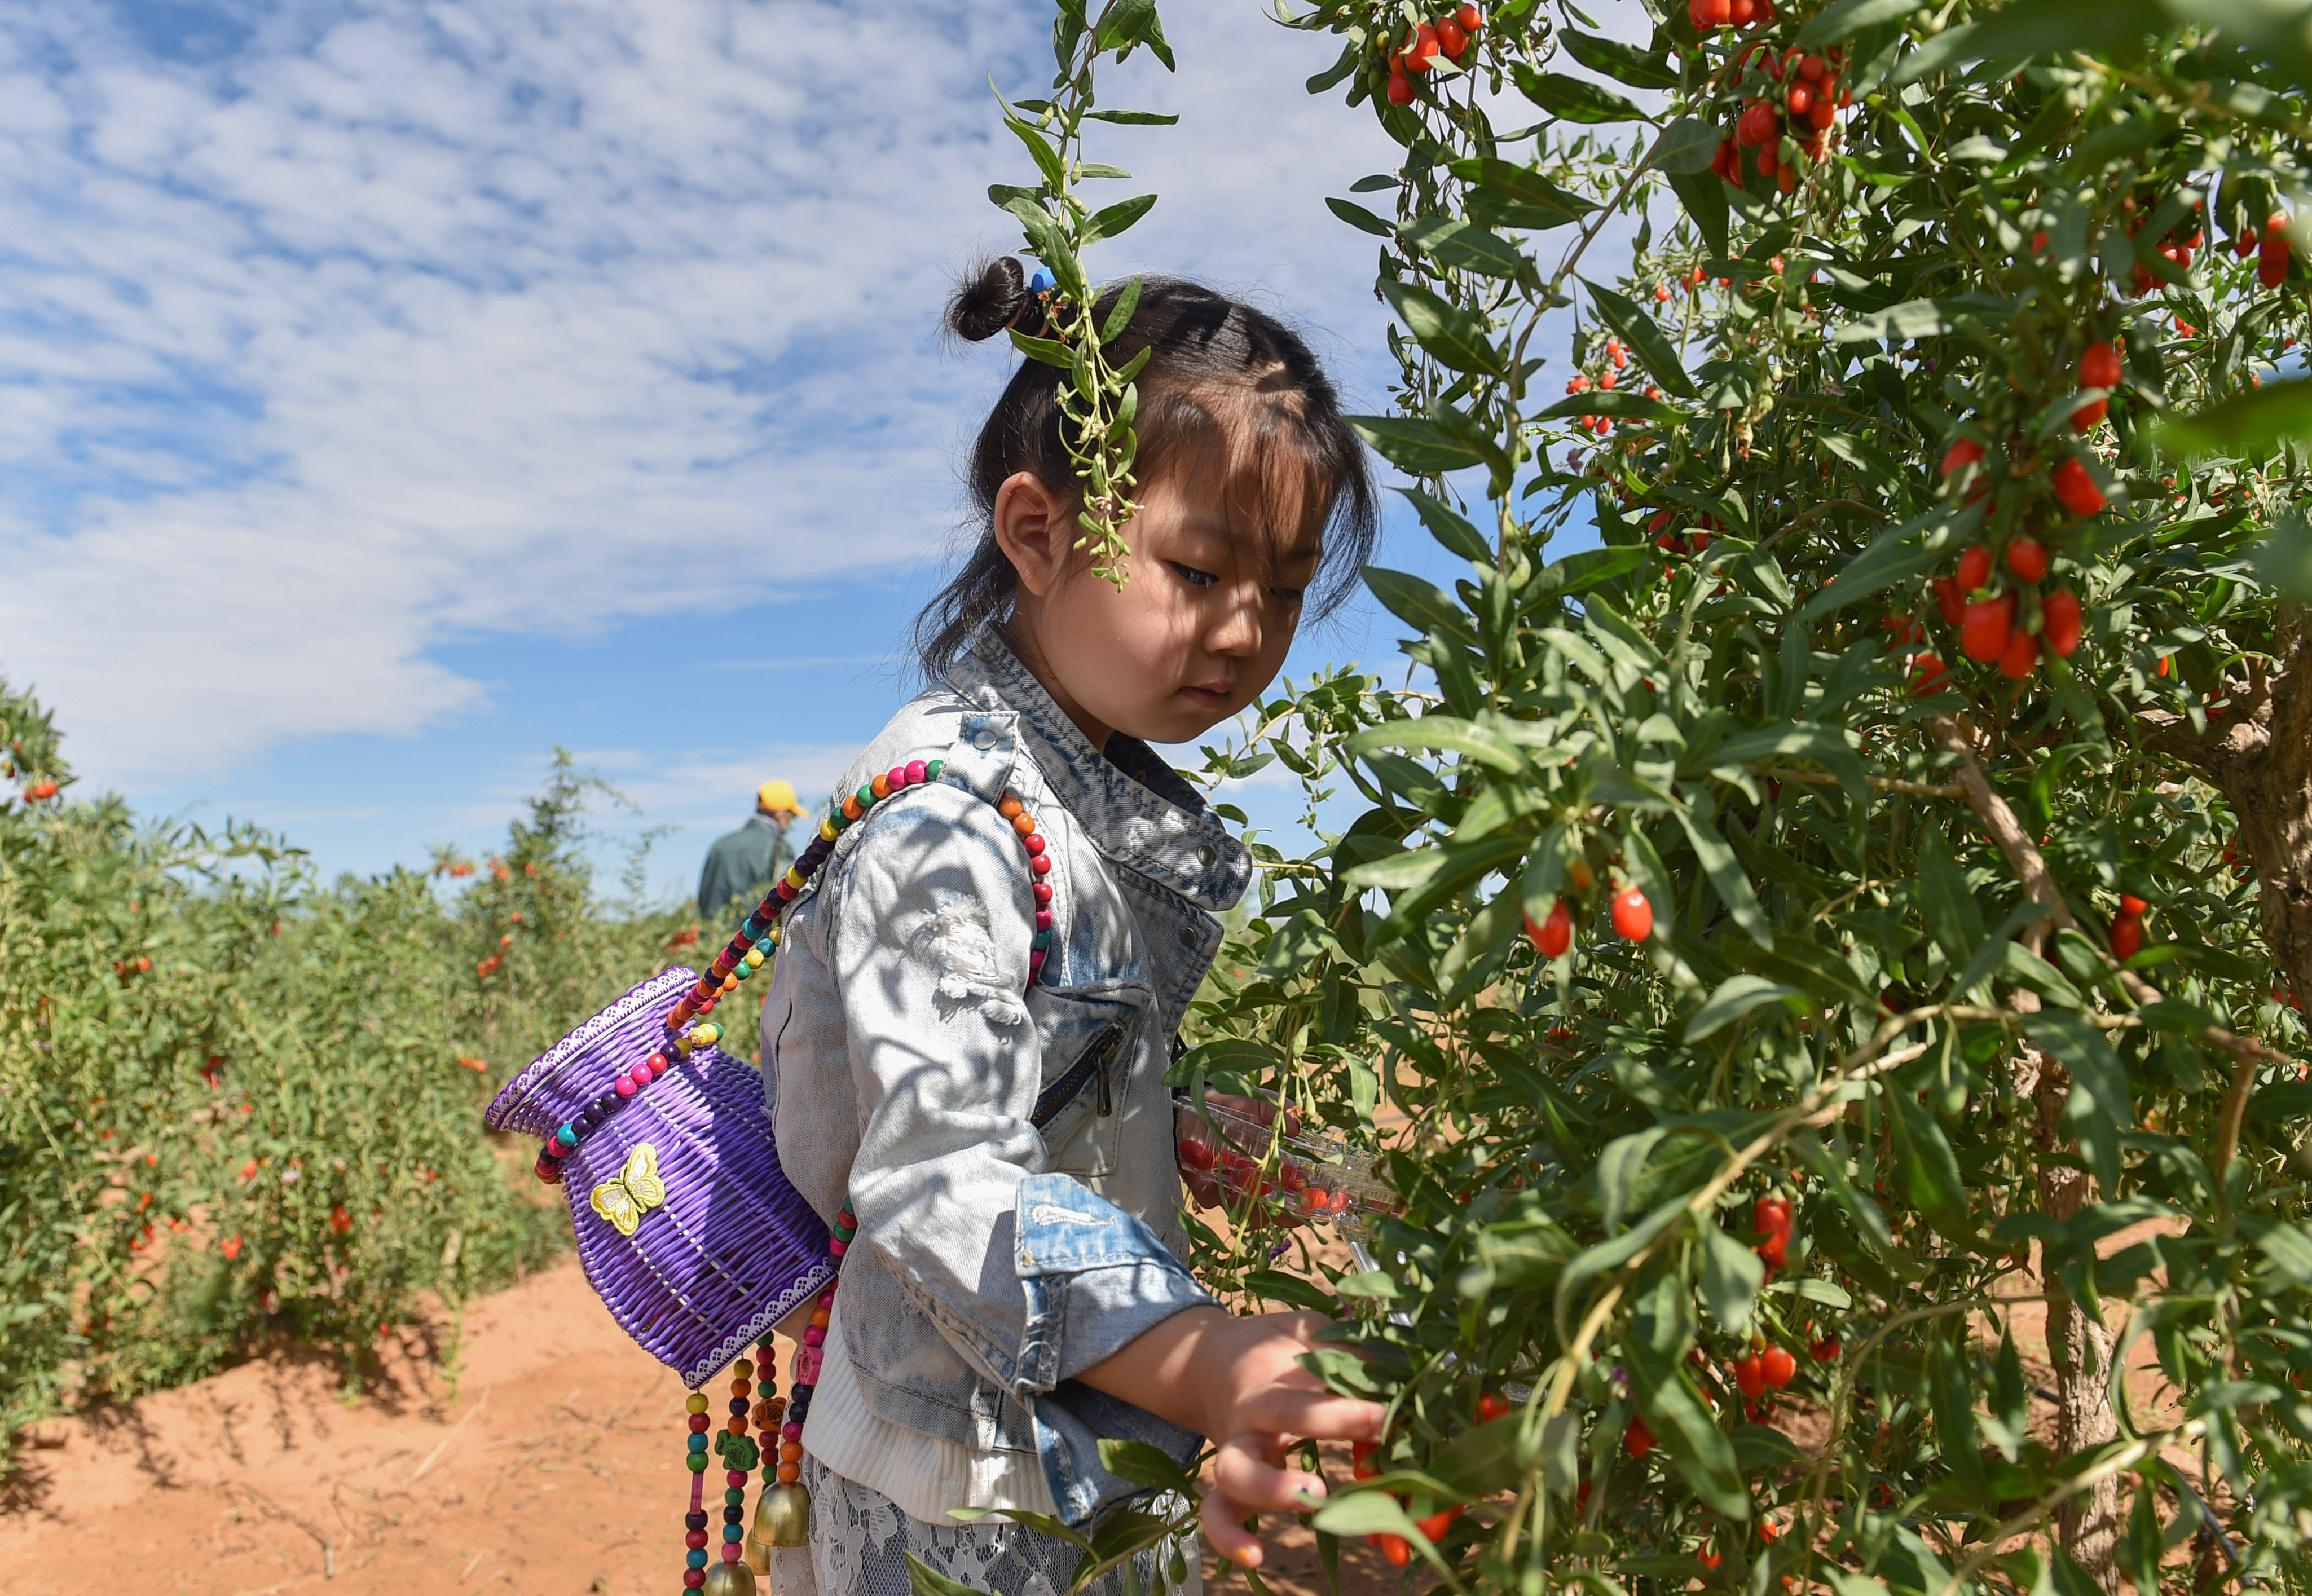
[0,0,1624,906]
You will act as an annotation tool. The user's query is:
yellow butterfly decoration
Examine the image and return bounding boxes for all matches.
[589,1142,667,1236]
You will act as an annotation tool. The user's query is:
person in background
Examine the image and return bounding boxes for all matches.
[698,780,802,923]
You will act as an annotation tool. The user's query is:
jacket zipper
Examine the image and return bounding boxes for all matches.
[1030,1024,1125,1129]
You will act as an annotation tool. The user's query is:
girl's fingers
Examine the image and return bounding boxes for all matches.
[1236,1385,1388,1445]
[1199,1487,1267,1567]
[1211,1430,1329,1516]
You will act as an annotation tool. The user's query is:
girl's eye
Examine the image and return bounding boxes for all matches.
[1271,586,1306,606]
[1170,562,1219,588]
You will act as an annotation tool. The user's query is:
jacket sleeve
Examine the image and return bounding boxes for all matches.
[826,782,1212,1397]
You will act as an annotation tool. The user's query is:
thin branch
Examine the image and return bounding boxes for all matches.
[1928,1422,2205,1596]
[1758,766,1966,799]
[1927,712,2293,1187]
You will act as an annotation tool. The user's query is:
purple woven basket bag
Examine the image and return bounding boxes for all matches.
[483,965,834,1388]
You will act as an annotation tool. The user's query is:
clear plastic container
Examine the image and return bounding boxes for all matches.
[1172,1094,1396,1236]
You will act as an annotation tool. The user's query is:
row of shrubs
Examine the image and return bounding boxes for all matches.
[0,677,713,1467]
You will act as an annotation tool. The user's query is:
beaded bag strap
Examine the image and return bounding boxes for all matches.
[525,754,1058,1596]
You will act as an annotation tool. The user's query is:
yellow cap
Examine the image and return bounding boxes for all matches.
[758,779,799,813]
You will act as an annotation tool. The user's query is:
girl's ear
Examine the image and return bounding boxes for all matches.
[991,471,1072,598]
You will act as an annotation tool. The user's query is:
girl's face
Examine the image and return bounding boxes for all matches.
[993,461,1321,751]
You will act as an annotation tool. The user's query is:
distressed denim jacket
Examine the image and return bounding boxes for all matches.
[759,630,1252,1526]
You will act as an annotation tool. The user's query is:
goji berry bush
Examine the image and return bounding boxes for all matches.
[988,1,2312,1593]
[0,680,694,1467]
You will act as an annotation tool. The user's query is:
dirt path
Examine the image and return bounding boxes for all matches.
[0,1217,2200,1595]
[0,1256,1395,1596]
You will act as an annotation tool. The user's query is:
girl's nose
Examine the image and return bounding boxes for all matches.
[1206,581,1265,658]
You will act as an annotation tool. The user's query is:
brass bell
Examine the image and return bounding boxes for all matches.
[703,1560,759,1596]
[745,1532,772,1575]
[752,1482,812,1549]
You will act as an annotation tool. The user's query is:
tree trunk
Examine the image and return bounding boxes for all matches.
[2033,1061,2125,1589]
[2138,624,2312,1006]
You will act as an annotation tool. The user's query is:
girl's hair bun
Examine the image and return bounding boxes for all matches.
[948,257,1030,343]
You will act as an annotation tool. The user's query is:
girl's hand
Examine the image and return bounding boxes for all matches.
[1192,1310,1382,1568]
[1079,1306,1385,1571]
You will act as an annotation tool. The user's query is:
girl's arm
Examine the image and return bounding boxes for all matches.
[828,784,1213,1408]
[1078,1308,1386,1568]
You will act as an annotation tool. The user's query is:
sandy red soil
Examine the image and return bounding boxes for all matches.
[0,1213,2200,1596]
[0,1256,1395,1596]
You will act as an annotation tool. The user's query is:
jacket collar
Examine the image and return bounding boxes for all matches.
[947,630,1252,915]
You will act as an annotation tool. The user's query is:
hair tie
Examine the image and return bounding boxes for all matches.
[1009,266,1064,338]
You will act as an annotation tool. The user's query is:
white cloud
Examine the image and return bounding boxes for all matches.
[0,0,1401,782]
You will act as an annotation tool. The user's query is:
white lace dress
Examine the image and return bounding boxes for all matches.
[799,1454,1200,1596]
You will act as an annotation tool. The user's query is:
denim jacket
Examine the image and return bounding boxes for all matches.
[759,631,1252,1526]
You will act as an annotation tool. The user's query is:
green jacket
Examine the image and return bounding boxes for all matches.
[697,813,794,924]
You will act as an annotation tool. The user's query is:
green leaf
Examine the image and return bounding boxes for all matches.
[1401,215,1527,279]
[1674,800,1771,947]
[1796,0,1927,46]
[909,1554,990,1596]
[1343,847,1452,891]
[1699,1220,1766,1333]
[1082,194,1158,246]
[1913,825,1987,969]
[1311,1489,1421,1538]
[1005,118,1069,193]
[1687,975,1805,1042]
[1632,1366,1749,1518]
[2253,505,2312,605]
[1513,67,1648,124]
[1888,1087,1974,1242]
[1446,157,1598,225]
[1556,1197,1684,1347]
[1379,278,1505,375]
[1102,276,1144,343]
[1797,505,1957,621]
[1085,108,1180,124]
[1733,1425,1809,1465]
[1398,488,1494,562]
[2158,377,2312,457]
[1833,294,2015,344]
[1526,545,1654,601]
[1009,328,1077,371]
[1346,715,1526,774]
[1560,29,1679,89]
[1667,168,1729,259]
[1929,1331,1985,1488]
[1305,39,1360,94]
[1362,568,1475,643]
[1327,196,1395,238]
[1097,1438,1199,1495]
[2025,1010,2132,1192]
[1347,415,1485,475]
[1243,1267,1340,1312]
[1597,1126,1668,1236]
[1429,1412,1532,1496]
[1703,724,1866,801]
[1654,117,1723,175]
[2238,1214,2312,1286]
[1584,280,1699,400]
[1095,0,1160,58]
[2248,1079,2312,1123]
[1519,831,1570,944]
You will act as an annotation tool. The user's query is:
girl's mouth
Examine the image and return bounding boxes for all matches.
[1179,682,1232,709]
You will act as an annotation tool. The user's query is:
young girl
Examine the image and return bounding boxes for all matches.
[762,258,1383,1596]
